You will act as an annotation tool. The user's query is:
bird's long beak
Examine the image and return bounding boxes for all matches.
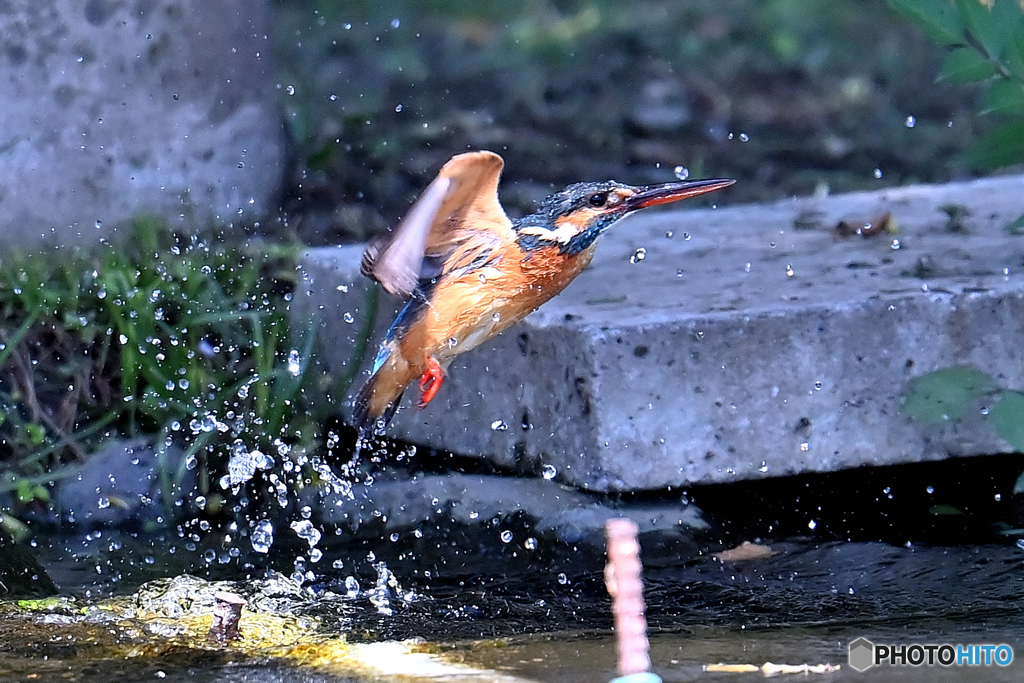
[627,178,735,211]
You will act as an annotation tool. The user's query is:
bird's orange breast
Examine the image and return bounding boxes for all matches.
[403,241,595,365]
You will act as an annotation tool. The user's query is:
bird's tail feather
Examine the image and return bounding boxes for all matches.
[351,372,402,439]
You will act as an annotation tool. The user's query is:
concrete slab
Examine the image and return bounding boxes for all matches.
[295,174,1024,492]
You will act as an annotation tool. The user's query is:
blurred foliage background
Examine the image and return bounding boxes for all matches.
[273,0,1007,244]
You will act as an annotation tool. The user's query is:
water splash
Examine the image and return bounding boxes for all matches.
[251,519,274,553]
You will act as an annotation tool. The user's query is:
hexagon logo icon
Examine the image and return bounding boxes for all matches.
[849,637,875,672]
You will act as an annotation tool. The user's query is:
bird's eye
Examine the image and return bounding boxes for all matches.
[588,192,608,207]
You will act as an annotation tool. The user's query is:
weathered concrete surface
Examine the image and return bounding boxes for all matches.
[296,174,1024,492]
[0,0,284,245]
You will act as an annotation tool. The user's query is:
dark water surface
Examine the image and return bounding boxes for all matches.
[7,532,1023,682]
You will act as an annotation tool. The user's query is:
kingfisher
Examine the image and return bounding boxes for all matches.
[351,151,732,435]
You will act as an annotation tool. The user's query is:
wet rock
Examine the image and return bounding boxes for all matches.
[305,472,707,574]
[0,525,57,598]
[0,0,284,247]
[297,174,1024,492]
[53,439,196,528]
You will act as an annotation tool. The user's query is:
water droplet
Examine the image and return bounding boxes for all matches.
[630,247,647,264]
[541,463,557,480]
[447,337,458,348]
[758,462,769,473]
[808,519,817,530]
[491,312,501,322]
[926,485,934,494]
[500,530,514,543]
[97,497,110,509]
[286,85,296,96]
[343,312,355,323]
[524,537,537,550]
[490,420,508,431]
[785,265,794,277]
[390,533,399,542]
[290,519,322,548]
[345,576,360,597]
[251,520,274,553]
[905,115,915,128]
[391,18,400,28]
[286,349,302,376]
[673,166,689,180]
[890,238,901,250]
[665,230,674,238]
[394,103,403,112]
[738,132,750,142]
[800,442,809,452]
[873,168,883,179]
[557,573,569,585]
[744,262,752,273]
[814,381,822,390]
[683,232,690,240]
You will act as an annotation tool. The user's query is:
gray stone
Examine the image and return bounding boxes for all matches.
[308,472,708,546]
[54,438,196,527]
[296,174,1024,492]
[0,0,284,245]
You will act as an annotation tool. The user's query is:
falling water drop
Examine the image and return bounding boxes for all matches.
[251,520,274,553]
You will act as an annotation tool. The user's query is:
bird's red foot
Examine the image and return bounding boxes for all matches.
[418,357,444,408]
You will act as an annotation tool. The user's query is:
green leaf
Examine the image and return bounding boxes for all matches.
[993,0,1024,75]
[987,389,1024,451]
[890,0,966,45]
[901,366,998,423]
[1015,470,1024,495]
[1006,211,1024,234]
[979,78,1024,114]
[963,119,1024,170]
[937,46,1000,82]
[24,423,46,446]
[957,0,1004,59]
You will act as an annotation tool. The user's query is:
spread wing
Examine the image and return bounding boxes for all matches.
[361,150,513,298]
